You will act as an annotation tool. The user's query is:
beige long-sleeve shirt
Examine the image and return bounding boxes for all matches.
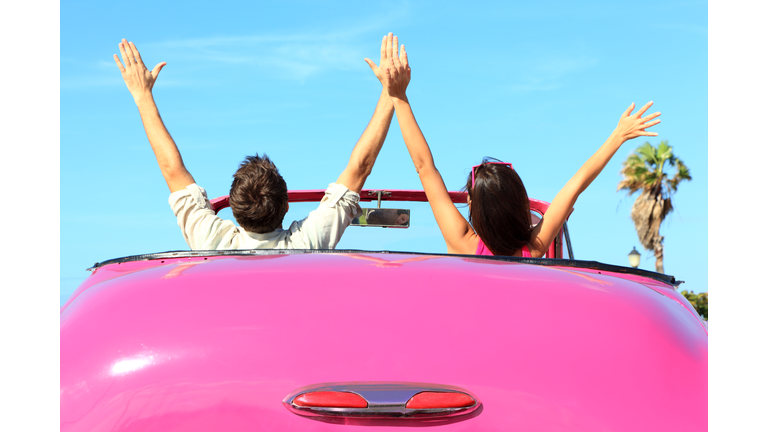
[169,183,362,250]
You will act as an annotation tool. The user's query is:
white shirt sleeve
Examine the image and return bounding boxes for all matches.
[286,183,362,249]
[169,184,239,250]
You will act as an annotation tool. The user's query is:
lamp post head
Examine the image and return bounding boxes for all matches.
[628,247,641,268]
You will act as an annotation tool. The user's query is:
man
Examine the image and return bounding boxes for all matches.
[113,34,401,250]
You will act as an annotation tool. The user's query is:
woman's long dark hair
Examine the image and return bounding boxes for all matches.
[465,157,533,256]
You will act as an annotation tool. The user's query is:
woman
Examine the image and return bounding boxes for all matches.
[383,37,661,257]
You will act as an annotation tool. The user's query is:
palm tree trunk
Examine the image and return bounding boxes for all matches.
[653,236,664,273]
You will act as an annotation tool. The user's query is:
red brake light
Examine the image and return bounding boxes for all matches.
[405,392,475,409]
[293,391,368,408]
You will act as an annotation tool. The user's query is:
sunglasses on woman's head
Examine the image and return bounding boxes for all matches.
[471,162,513,188]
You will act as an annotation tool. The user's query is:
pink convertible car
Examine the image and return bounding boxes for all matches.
[60,190,708,431]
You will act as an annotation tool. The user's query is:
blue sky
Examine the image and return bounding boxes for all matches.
[60,0,708,305]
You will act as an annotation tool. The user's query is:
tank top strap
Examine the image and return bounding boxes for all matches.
[475,237,494,256]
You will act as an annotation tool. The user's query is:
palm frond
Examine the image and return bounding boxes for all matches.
[620,140,691,253]
[676,159,692,180]
[657,140,673,164]
[636,142,658,164]
[668,157,692,192]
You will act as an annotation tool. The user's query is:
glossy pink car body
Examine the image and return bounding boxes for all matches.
[60,190,707,431]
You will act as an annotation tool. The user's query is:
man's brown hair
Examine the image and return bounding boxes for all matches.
[229,154,289,234]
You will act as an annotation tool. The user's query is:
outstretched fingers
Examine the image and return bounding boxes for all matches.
[119,40,133,68]
[392,36,401,69]
[635,114,661,136]
[641,111,661,123]
[622,102,635,117]
[127,41,145,68]
[113,54,126,73]
[380,34,388,64]
[640,118,661,132]
[635,101,654,117]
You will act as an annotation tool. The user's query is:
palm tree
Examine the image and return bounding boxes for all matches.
[618,140,691,273]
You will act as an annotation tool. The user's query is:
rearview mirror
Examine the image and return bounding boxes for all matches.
[351,208,410,228]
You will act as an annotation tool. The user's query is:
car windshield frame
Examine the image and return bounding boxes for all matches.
[212,189,576,260]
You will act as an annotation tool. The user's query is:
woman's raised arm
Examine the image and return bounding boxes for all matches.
[385,37,478,254]
[528,101,661,257]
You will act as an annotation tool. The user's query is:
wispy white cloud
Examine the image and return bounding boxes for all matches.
[61,57,199,89]
[505,55,599,92]
[62,17,407,90]
[61,76,194,89]
[146,27,385,82]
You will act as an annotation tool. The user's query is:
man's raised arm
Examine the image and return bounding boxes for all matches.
[114,39,194,193]
[335,33,401,193]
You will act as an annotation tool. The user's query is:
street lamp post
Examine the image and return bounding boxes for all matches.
[628,247,641,268]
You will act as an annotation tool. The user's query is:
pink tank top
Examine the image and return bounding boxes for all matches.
[476,238,532,257]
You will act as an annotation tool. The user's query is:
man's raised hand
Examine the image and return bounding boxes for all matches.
[113,39,166,103]
[364,33,394,86]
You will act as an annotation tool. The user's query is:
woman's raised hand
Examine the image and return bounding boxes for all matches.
[383,36,410,100]
[614,101,661,142]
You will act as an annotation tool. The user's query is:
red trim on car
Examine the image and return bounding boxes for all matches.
[293,391,368,408]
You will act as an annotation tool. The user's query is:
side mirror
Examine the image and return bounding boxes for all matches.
[351,208,410,228]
